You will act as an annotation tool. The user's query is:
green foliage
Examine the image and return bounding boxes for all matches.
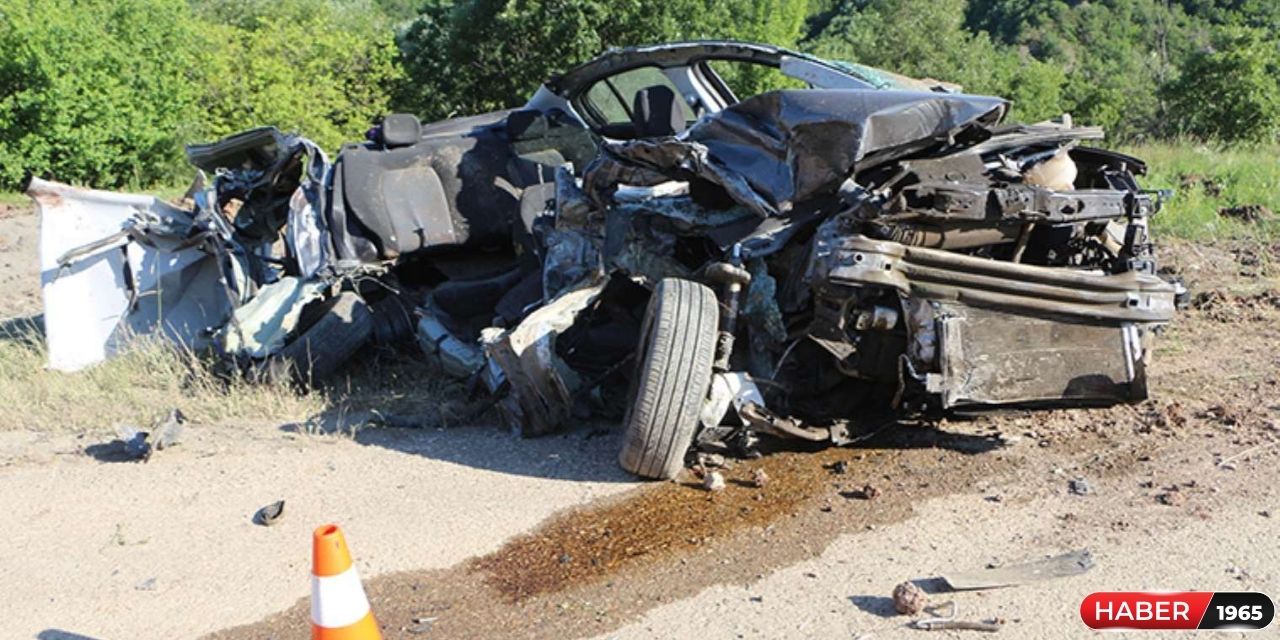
[394,0,811,121]
[716,0,811,96]
[1163,26,1280,143]
[197,0,403,152]
[0,0,207,188]
[1123,142,1280,241]
[3,0,1279,191]
[808,0,996,86]
[803,0,1069,122]
[0,0,401,190]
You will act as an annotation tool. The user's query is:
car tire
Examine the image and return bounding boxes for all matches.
[261,292,374,386]
[618,278,719,479]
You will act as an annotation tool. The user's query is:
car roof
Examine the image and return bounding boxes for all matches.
[545,40,927,96]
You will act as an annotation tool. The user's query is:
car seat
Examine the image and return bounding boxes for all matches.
[632,85,686,138]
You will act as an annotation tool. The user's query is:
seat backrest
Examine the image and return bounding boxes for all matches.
[338,145,458,259]
[632,85,686,138]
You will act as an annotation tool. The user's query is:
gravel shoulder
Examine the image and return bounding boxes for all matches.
[1,423,637,639]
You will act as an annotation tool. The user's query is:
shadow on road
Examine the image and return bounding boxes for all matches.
[277,348,1002,484]
[280,415,636,484]
[848,594,898,618]
[861,421,1005,455]
[0,314,43,347]
[37,630,102,640]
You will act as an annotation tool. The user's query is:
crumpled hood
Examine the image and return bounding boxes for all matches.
[586,89,1008,216]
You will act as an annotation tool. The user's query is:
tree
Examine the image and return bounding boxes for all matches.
[963,0,1200,139]
[717,0,811,96]
[197,0,403,151]
[393,0,811,121]
[1163,25,1280,142]
[0,0,207,188]
[803,0,1069,123]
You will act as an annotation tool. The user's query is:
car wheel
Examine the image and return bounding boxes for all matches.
[260,292,374,386]
[618,278,719,479]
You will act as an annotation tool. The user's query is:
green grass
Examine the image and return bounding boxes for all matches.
[1119,143,1280,242]
[0,191,29,206]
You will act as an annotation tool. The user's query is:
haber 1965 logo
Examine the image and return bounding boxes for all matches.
[1081,592,1274,631]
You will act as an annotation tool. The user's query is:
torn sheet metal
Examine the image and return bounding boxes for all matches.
[416,310,486,379]
[700,372,766,428]
[284,145,333,279]
[482,284,603,436]
[29,178,239,371]
[219,276,326,359]
[541,228,602,300]
[187,126,334,278]
[584,89,1007,217]
[942,549,1095,590]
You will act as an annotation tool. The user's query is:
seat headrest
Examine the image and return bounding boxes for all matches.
[381,113,421,147]
[632,85,685,138]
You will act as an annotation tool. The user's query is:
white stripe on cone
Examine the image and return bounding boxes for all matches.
[311,566,372,629]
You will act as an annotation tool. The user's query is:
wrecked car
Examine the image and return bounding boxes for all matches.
[29,41,1182,480]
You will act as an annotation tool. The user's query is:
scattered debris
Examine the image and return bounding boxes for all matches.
[702,471,726,492]
[1156,489,1185,507]
[941,549,1094,590]
[750,468,770,488]
[911,618,1003,632]
[697,452,728,469]
[105,409,187,462]
[892,581,928,615]
[254,500,286,527]
[1217,441,1280,469]
[406,616,437,635]
[844,484,882,500]
[115,425,151,461]
[1225,564,1251,582]
[150,408,186,451]
[1068,478,1093,496]
[1218,204,1274,223]
[134,577,158,592]
[910,601,1003,632]
[1179,174,1223,198]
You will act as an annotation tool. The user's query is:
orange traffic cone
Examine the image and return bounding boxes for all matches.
[311,524,382,639]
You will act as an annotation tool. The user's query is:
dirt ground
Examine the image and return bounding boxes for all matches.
[2,204,1277,640]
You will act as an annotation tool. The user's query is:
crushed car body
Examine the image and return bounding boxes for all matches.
[28,41,1183,478]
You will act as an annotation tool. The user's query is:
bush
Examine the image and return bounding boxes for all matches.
[1162,26,1280,143]
[803,0,1070,123]
[0,0,207,189]
[196,0,403,152]
[0,0,402,190]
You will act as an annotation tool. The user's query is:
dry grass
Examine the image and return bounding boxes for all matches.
[0,317,476,434]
